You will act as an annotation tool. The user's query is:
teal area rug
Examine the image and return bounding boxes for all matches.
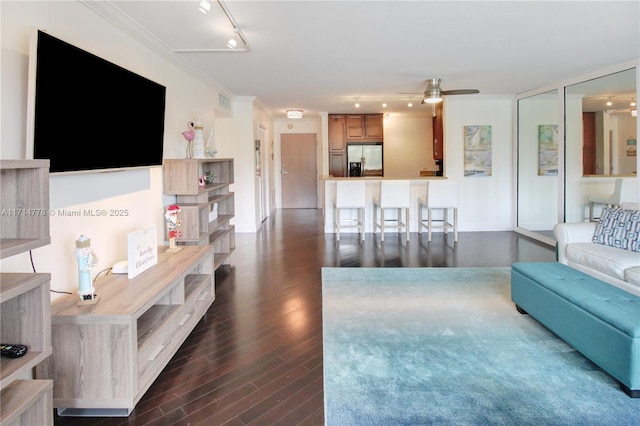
[322,267,640,425]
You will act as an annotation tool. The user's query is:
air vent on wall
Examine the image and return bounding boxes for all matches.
[218,93,231,110]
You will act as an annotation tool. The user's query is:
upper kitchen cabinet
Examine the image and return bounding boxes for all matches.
[432,103,444,161]
[329,115,346,151]
[346,114,384,141]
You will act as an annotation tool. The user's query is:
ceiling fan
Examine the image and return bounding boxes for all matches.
[400,78,479,104]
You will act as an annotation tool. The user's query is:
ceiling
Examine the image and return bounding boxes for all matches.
[103,1,638,119]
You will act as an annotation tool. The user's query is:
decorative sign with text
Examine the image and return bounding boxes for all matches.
[127,225,158,279]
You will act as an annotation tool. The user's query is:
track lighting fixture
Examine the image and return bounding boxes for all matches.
[177,0,249,52]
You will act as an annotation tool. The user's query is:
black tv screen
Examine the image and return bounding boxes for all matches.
[29,30,166,174]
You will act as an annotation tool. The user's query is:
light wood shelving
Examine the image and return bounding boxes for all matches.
[45,245,214,417]
[0,159,53,426]
[163,158,235,270]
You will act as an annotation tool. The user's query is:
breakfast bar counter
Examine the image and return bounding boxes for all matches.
[321,176,448,235]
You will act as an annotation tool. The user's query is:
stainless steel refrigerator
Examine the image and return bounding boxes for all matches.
[347,143,383,177]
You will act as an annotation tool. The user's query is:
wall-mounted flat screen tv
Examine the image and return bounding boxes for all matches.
[27,29,166,174]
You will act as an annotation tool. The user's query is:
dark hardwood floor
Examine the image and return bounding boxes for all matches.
[53,209,556,426]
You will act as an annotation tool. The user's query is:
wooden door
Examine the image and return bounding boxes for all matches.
[281,133,317,208]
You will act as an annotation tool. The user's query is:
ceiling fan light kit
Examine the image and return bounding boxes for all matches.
[423,78,444,103]
[399,77,480,106]
[423,94,443,104]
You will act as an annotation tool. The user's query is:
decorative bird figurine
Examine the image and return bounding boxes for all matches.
[182,121,195,142]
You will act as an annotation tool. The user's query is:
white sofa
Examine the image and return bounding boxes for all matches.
[553,202,640,296]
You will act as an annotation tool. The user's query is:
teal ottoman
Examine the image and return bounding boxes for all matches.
[511,262,640,397]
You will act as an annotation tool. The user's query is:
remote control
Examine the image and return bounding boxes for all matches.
[0,344,28,358]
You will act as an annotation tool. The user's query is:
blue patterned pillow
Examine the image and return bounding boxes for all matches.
[592,207,640,252]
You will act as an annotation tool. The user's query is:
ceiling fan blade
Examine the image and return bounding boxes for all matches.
[442,89,480,95]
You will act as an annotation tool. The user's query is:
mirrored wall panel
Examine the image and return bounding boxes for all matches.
[565,68,636,176]
[517,89,559,240]
[565,67,637,223]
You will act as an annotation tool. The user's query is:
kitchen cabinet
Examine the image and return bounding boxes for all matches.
[432,103,444,176]
[330,153,346,178]
[328,114,384,177]
[0,159,53,426]
[328,115,346,177]
[346,114,384,142]
[329,115,346,151]
[432,103,443,161]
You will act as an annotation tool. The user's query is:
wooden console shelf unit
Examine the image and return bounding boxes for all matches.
[0,159,51,258]
[0,159,53,426]
[44,245,214,417]
[163,158,235,270]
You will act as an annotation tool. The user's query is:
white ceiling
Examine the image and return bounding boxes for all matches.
[105,1,639,118]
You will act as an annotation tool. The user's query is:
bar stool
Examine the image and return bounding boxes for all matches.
[418,180,458,242]
[334,180,366,241]
[588,178,623,222]
[373,180,411,242]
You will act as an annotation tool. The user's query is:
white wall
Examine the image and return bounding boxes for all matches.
[615,114,637,174]
[383,113,433,177]
[0,1,247,301]
[517,95,559,230]
[444,96,515,231]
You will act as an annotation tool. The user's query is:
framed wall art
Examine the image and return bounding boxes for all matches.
[538,124,559,176]
[464,125,492,176]
[627,138,637,157]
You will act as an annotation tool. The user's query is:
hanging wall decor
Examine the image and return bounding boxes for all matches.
[464,125,492,176]
[538,124,559,176]
[627,138,637,157]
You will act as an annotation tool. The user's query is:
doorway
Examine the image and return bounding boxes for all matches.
[281,133,317,208]
[257,126,269,222]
